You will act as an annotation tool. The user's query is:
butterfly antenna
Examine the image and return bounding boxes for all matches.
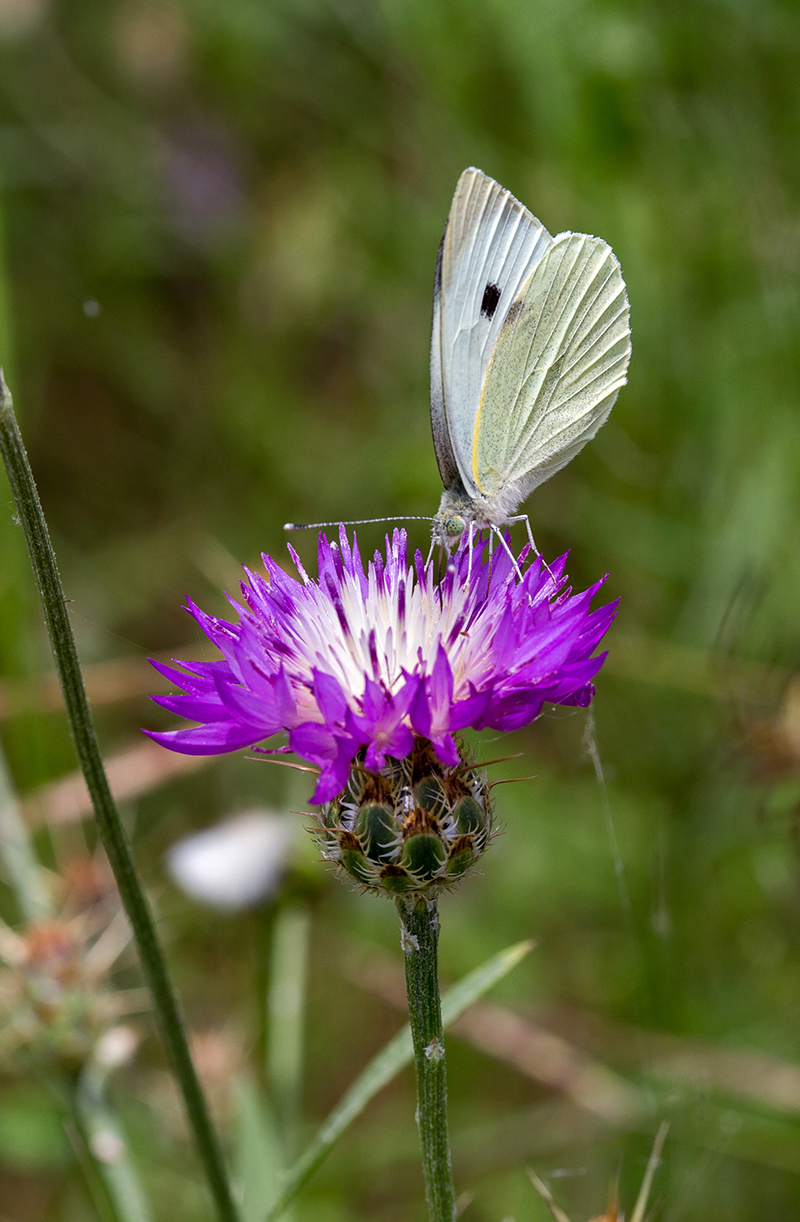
[285,516,431,531]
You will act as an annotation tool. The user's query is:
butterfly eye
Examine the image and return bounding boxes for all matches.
[446,516,466,538]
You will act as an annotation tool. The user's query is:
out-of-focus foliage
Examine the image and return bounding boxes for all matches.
[1,0,800,1218]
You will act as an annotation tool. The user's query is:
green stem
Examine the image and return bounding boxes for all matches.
[0,373,239,1222]
[397,897,456,1222]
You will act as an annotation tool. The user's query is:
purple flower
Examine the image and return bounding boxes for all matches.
[147,529,617,803]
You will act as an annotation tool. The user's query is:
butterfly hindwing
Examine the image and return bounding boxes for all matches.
[430,167,553,496]
[473,233,631,505]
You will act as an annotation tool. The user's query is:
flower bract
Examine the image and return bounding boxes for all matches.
[148,529,617,803]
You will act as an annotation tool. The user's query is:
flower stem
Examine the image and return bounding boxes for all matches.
[0,374,239,1222]
[397,896,456,1222]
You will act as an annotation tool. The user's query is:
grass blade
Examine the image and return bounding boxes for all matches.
[75,1065,154,1222]
[266,903,310,1155]
[263,938,534,1221]
[0,739,51,921]
[235,1078,285,1222]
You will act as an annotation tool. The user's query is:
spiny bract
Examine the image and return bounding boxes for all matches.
[315,737,492,896]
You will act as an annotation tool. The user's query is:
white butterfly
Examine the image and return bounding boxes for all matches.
[430,167,631,554]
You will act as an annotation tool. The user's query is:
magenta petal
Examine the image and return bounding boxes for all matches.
[360,676,388,724]
[147,526,616,797]
[409,677,433,741]
[150,693,230,722]
[448,688,492,731]
[289,721,337,760]
[311,763,349,804]
[430,645,454,709]
[148,658,216,694]
[431,732,459,767]
[364,721,415,772]
[211,672,280,732]
[313,671,348,727]
[478,692,546,732]
[291,720,360,803]
[559,683,596,708]
[144,723,265,754]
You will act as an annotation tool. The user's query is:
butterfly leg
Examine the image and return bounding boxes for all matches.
[466,522,476,588]
[507,514,556,582]
[489,525,525,583]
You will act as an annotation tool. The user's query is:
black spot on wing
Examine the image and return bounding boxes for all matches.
[481,282,501,319]
[504,298,523,325]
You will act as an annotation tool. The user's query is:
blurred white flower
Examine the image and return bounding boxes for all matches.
[167,810,293,910]
[94,1024,140,1070]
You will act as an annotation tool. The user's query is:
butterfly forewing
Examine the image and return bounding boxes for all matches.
[431,167,553,496]
[473,233,631,503]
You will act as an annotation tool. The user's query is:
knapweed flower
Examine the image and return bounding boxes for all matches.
[148,528,616,894]
[0,908,141,1071]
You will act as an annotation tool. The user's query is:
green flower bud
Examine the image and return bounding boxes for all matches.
[315,737,493,896]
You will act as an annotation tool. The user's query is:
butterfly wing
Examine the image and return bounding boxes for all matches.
[430,167,553,497]
[473,233,631,508]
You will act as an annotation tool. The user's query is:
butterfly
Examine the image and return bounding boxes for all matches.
[430,167,631,557]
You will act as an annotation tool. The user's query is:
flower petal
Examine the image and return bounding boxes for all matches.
[147,529,617,797]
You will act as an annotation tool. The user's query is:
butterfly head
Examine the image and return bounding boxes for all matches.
[432,485,480,549]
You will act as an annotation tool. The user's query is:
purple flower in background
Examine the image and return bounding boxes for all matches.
[148,529,617,803]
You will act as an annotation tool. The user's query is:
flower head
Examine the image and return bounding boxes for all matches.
[148,529,616,803]
[0,866,144,1072]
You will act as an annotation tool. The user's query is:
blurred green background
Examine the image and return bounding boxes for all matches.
[1,0,800,1218]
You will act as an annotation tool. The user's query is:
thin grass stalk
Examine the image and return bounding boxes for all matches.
[266,901,310,1158]
[0,738,50,921]
[397,896,456,1222]
[75,1059,154,1222]
[0,373,239,1222]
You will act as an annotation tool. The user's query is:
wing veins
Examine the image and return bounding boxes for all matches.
[558,311,629,384]
[509,377,624,464]
[557,294,630,381]
[450,175,494,343]
[476,231,630,494]
[509,340,628,461]
[507,357,627,467]
[499,238,589,456]
[515,248,626,404]
[477,209,527,364]
[493,237,585,462]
